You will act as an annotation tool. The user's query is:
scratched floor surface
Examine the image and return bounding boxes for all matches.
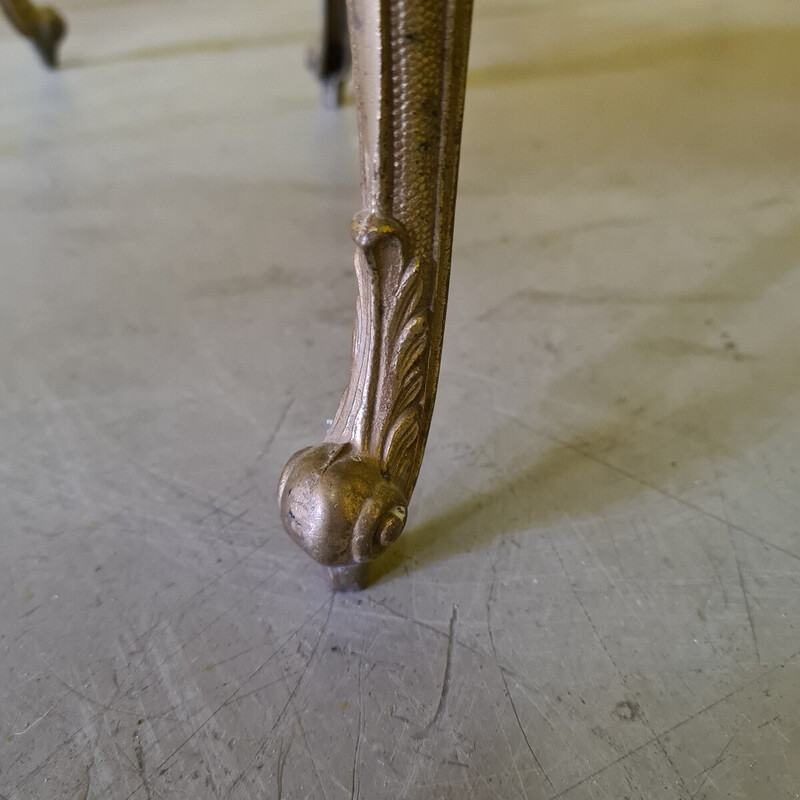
[2,0,800,798]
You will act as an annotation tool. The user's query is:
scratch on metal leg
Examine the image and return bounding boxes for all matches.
[412,606,458,740]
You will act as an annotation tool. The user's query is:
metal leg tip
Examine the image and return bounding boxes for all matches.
[325,564,368,592]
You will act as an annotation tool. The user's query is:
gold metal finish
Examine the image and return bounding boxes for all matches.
[0,0,66,68]
[279,0,473,587]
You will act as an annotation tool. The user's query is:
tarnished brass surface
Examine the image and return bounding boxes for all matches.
[279,0,473,586]
[0,0,66,67]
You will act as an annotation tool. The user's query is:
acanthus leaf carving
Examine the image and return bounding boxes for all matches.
[350,212,429,494]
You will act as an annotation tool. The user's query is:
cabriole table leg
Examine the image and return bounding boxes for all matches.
[279,0,473,589]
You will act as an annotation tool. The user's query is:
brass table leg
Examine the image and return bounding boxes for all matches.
[279,0,474,589]
[0,0,66,68]
[308,0,350,108]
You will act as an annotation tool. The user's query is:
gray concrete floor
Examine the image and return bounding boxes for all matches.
[2,1,800,798]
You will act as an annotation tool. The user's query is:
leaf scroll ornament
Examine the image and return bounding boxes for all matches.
[351,212,430,494]
[380,257,428,490]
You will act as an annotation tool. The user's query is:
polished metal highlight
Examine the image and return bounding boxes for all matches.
[279,0,474,588]
[0,0,66,67]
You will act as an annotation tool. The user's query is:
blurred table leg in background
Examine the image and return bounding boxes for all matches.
[0,0,66,67]
[308,0,350,108]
